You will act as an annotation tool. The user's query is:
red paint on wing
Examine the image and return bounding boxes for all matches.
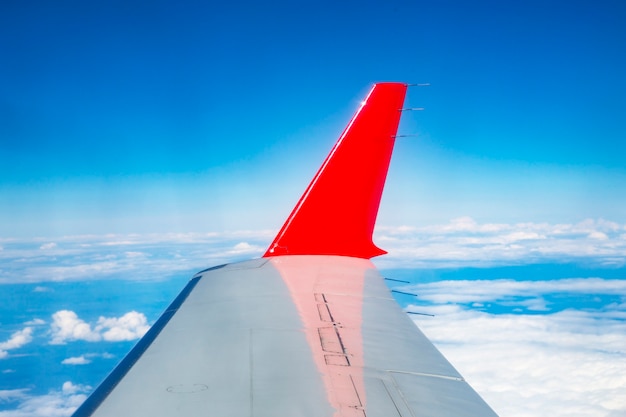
[264,82,407,259]
[270,256,371,417]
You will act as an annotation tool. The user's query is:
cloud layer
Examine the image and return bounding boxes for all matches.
[375,217,626,268]
[0,328,33,359]
[0,231,270,284]
[408,278,626,417]
[0,382,90,417]
[2,218,625,284]
[50,310,149,344]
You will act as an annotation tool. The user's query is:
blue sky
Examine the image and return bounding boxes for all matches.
[1,0,626,416]
[2,0,626,236]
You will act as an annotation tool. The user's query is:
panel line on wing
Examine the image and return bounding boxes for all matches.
[388,370,465,382]
[380,378,415,417]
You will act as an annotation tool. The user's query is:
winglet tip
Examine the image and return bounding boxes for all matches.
[263,83,407,259]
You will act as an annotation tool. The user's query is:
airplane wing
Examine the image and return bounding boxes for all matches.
[73,83,499,417]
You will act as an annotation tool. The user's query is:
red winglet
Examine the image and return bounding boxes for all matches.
[264,82,407,259]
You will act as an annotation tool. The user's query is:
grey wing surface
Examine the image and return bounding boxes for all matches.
[74,257,497,417]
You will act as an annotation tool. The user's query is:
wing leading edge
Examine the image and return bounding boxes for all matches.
[73,83,499,417]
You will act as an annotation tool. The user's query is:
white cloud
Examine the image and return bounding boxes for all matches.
[589,231,609,240]
[0,382,90,417]
[0,388,29,402]
[61,356,91,365]
[61,382,88,395]
[49,311,100,345]
[407,278,626,417]
[49,310,149,344]
[95,311,149,342]
[229,241,264,255]
[0,328,33,359]
[233,242,252,251]
[39,242,57,250]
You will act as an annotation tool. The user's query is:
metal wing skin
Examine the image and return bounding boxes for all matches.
[73,83,499,417]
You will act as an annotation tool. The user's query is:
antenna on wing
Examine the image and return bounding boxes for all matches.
[391,289,418,297]
[397,82,429,135]
[384,277,410,283]
[406,311,435,317]
[384,277,434,316]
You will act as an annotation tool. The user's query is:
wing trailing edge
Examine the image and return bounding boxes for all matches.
[264,82,407,259]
